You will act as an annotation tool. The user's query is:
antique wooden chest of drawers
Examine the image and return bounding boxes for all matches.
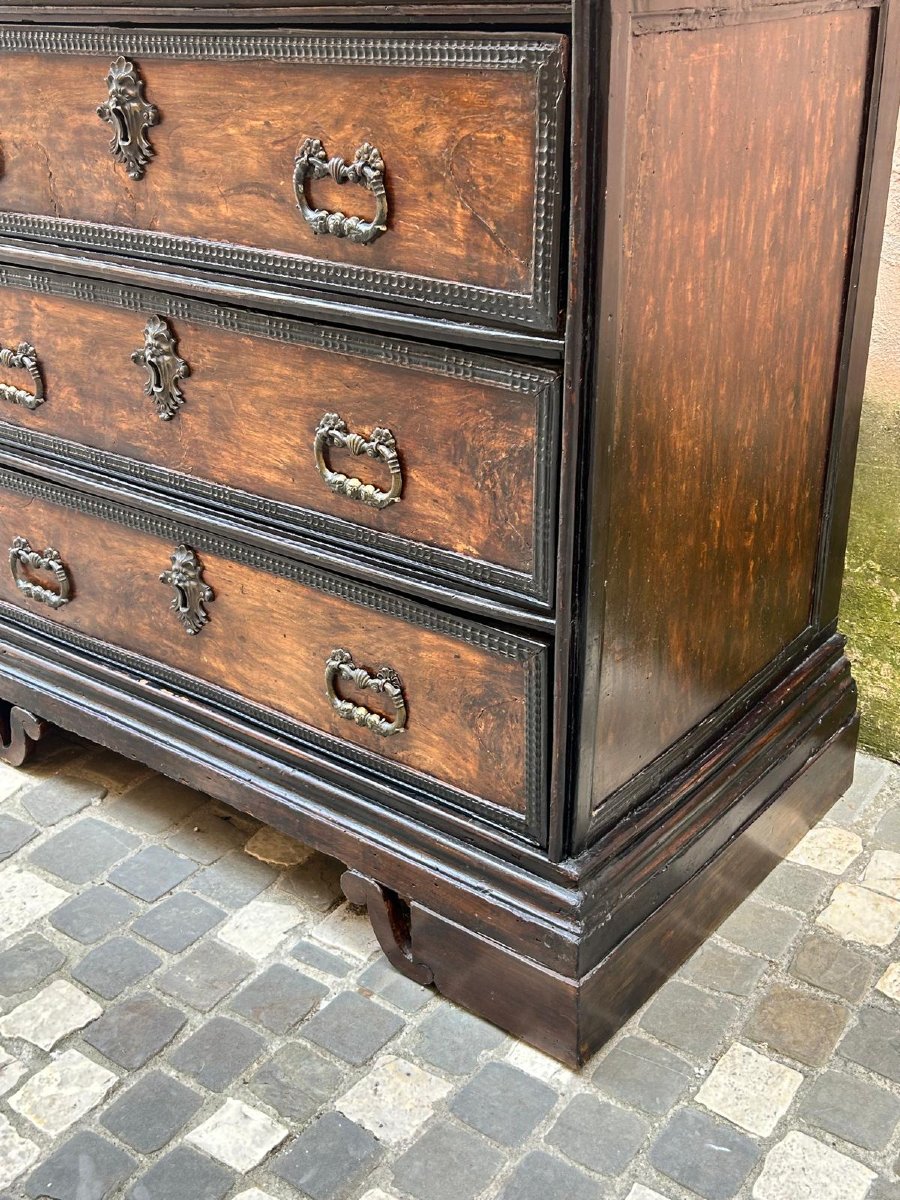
[0,0,896,1065]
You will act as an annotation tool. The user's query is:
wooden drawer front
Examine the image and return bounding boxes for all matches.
[0,28,566,331]
[0,270,558,607]
[0,475,547,840]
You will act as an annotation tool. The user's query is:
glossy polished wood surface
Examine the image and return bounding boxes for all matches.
[0,35,566,321]
[0,282,556,589]
[0,485,544,817]
[591,7,875,804]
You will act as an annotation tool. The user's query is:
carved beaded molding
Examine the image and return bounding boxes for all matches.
[0,266,558,605]
[0,469,547,843]
[0,28,566,330]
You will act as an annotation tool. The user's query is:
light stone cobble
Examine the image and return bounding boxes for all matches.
[0,739,896,1200]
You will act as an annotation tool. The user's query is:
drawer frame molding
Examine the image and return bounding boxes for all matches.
[0,466,549,845]
[0,264,559,608]
[0,26,567,330]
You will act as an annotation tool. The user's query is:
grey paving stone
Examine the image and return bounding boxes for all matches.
[839,1006,900,1083]
[648,1107,761,1200]
[413,1003,507,1074]
[82,990,187,1069]
[169,1015,266,1090]
[798,1069,900,1150]
[745,984,849,1067]
[875,806,900,852]
[449,1062,557,1147]
[789,932,876,1002]
[72,935,161,998]
[229,963,327,1033]
[718,900,802,959]
[359,955,433,1013]
[303,991,404,1065]
[547,1093,648,1176]
[24,1130,137,1200]
[167,809,246,864]
[249,1042,345,1122]
[593,1034,694,1114]
[131,892,225,952]
[390,1122,503,1200]
[272,1112,382,1200]
[291,938,354,978]
[681,942,769,997]
[20,775,106,826]
[104,775,205,834]
[752,862,832,912]
[640,980,739,1058]
[0,931,65,994]
[829,753,891,823]
[0,812,37,859]
[279,852,345,912]
[125,1145,234,1200]
[871,1180,900,1200]
[188,850,278,905]
[100,1069,204,1153]
[108,845,196,901]
[29,817,139,884]
[156,940,252,1012]
[50,884,140,945]
[496,1150,600,1200]
[70,748,148,792]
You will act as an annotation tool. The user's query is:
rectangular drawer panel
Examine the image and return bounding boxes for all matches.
[0,474,548,841]
[0,28,567,330]
[0,268,558,608]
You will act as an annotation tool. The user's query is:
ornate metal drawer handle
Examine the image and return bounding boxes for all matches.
[9,538,71,609]
[160,545,213,635]
[132,315,190,421]
[0,343,44,410]
[97,56,159,181]
[293,138,388,245]
[314,413,402,510]
[325,648,407,738]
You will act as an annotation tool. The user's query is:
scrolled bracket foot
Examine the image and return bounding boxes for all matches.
[0,702,50,767]
[341,869,434,987]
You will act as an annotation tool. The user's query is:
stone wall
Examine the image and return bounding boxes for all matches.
[841,126,900,761]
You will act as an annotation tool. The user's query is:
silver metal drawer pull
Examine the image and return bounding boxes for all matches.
[325,648,407,738]
[9,538,72,608]
[293,139,388,245]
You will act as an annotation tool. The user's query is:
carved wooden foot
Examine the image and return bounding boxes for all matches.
[0,702,50,767]
[341,870,434,986]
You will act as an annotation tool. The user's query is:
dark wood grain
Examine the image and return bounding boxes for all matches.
[0,485,542,815]
[589,7,874,806]
[0,283,553,585]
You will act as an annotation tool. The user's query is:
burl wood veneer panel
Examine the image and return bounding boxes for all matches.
[0,284,552,585]
[0,486,541,816]
[593,8,874,803]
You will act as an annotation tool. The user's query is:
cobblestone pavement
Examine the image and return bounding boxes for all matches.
[1,736,899,1200]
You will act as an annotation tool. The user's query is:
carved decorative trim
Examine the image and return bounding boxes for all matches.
[9,537,72,609]
[159,545,213,634]
[294,140,388,245]
[0,701,49,767]
[96,56,158,181]
[0,342,44,410]
[0,265,558,604]
[132,314,190,420]
[314,414,403,510]
[325,647,407,738]
[0,28,565,329]
[0,588,546,844]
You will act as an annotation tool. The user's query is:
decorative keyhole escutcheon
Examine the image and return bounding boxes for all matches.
[160,545,213,635]
[314,413,403,510]
[9,538,72,609]
[97,56,159,181]
[0,343,45,410]
[293,138,388,245]
[325,648,407,738]
[132,315,190,421]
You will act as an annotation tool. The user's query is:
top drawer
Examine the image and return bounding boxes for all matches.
[0,28,567,331]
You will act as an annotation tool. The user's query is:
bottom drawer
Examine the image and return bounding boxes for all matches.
[0,473,547,844]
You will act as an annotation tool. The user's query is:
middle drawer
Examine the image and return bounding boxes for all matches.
[0,268,559,608]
